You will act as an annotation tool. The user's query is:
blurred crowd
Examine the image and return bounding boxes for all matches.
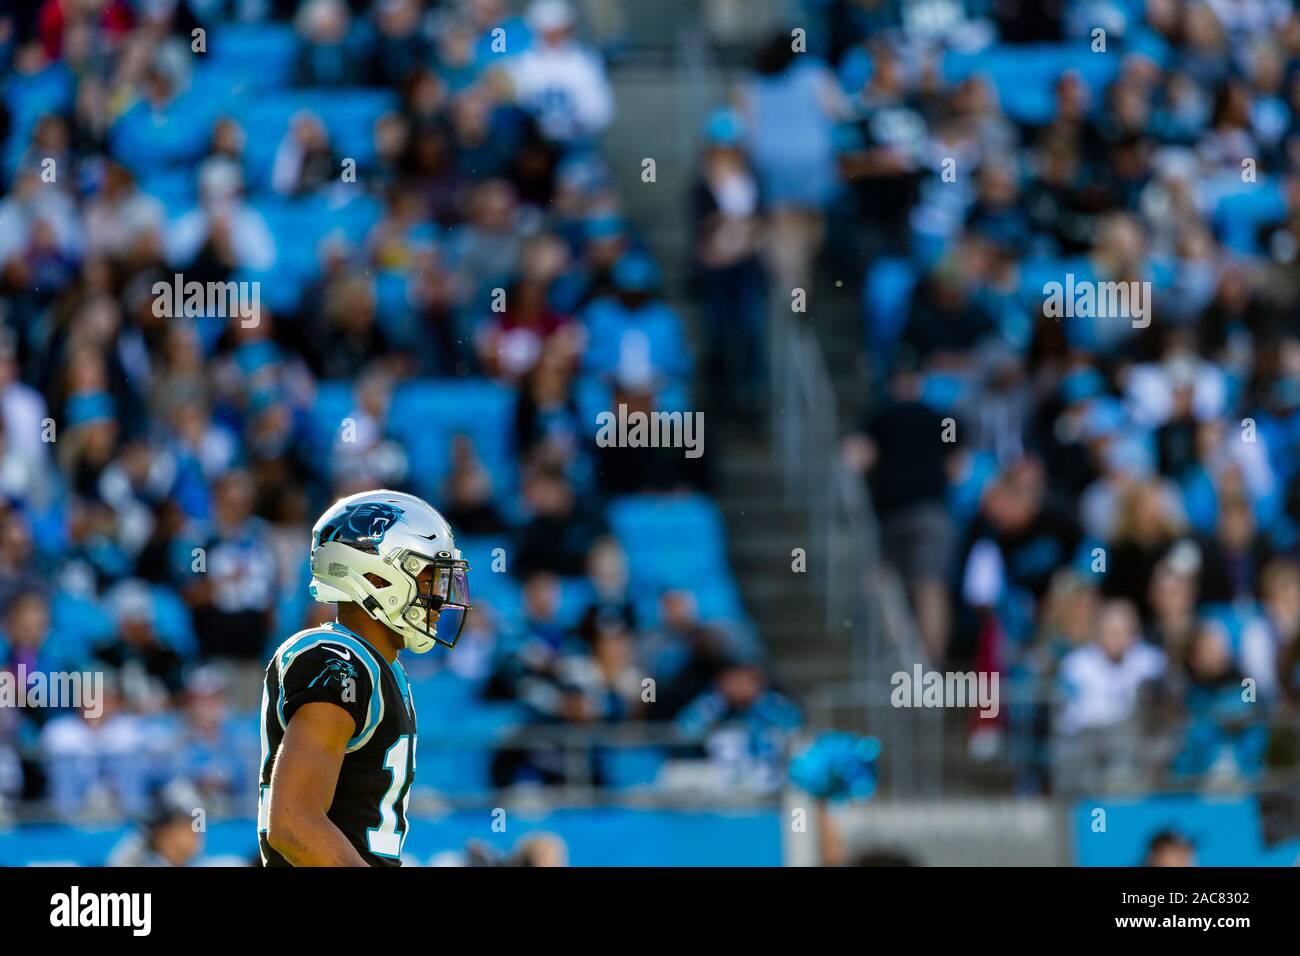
[0,0,801,827]
[11,0,1298,839]
[690,0,1300,792]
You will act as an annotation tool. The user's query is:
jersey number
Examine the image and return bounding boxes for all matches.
[367,735,414,858]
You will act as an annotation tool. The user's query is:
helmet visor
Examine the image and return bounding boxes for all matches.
[402,553,471,648]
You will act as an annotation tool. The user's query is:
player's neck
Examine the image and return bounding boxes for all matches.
[334,608,402,663]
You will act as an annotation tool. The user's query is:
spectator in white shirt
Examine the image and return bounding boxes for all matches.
[508,0,613,145]
[166,159,276,273]
[1054,599,1166,792]
[1058,599,1166,735]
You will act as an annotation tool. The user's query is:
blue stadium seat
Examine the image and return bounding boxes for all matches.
[1017,256,1093,302]
[47,591,114,665]
[373,271,416,347]
[454,536,523,624]
[206,23,299,92]
[305,380,356,470]
[109,83,224,176]
[137,168,197,217]
[248,192,382,310]
[1213,178,1287,256]
[940,44,1120,125]
[386,379,517,503]
[608,495,733,598]
[632,576,745,627]
[410,700,528,795]
[581,298,692,381]
[408,668,482,719]
[234,89,397,192]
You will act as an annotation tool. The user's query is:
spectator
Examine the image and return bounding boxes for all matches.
[1143,829,1197,867]
[514,338,585,468]
[476,275,577,383]
[39,678,160,820]
[643,589,738,719]
[172,668,257,803]
[844,368,958,662]
[738,30,846,293]
[180,470,279,662]
[0,0,763,835]
[91,579,187,711]
[440,433,507,535]
[270,112,338,198]
[294,0,368,87]
[676,660,801,794]
[508,0,613,146]
[165,159,276,274]
[582,252,690,382]
[690,109,767,413]
[513,462,607,577]
[1055,599,1166,791]
[1171,622,1269,783]
[591,369,705,496]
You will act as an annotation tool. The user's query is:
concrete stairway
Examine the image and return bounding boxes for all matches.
[605,67,859,702]
[605,62,1026,786]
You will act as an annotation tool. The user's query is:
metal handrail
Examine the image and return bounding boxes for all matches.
[768,296,913,683]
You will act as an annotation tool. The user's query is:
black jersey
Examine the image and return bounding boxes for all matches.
[258,623,417,866]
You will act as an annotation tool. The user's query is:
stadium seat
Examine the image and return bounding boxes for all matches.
[109,85,221,176]
[138,168,197,217]
[607,495,734,598]
[386,379,518,502]
[940,44,1120,125]
[234,89,397,193]
[205,23,299,92]
[305,380,357,470]
[248,192,382,310]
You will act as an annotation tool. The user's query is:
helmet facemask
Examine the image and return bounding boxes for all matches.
[391,549,472,651]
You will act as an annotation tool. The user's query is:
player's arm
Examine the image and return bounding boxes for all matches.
[266,702,368,867]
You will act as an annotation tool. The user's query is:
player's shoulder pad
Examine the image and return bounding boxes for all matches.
[273,628,386,750]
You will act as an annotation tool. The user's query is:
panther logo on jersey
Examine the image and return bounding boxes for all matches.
[318,502,405,554]
[307,657,359,691]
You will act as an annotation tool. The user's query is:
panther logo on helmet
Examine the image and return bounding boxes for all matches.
[319,502,405,553]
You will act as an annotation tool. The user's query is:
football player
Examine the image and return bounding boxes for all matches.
[258,490,471,866]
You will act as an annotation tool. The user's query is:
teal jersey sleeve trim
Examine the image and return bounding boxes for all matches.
[275,628,386,752]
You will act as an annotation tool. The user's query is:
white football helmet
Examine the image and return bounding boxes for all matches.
[308,489,471,652]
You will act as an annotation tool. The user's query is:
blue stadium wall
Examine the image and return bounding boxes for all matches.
[0,808,782,867]
[1072,796,1300,866]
